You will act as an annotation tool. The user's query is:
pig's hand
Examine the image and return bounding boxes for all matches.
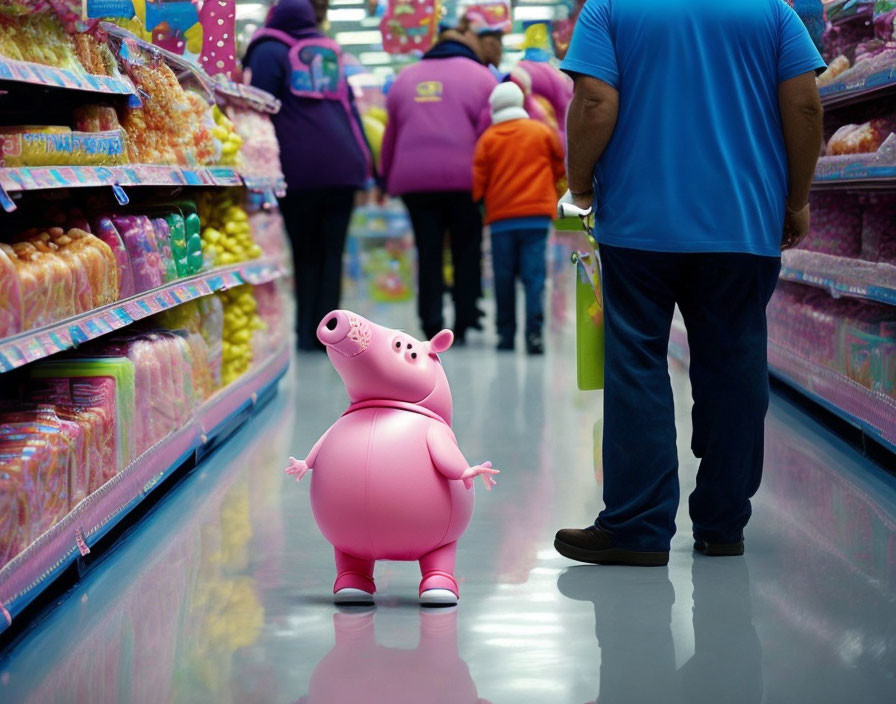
[461,461,499,490]
[285,456,310,481]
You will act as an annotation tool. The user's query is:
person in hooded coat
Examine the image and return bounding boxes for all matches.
[245,0,372,351]
[381,25,497,343]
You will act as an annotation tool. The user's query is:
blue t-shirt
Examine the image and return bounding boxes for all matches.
[560,0,825,256]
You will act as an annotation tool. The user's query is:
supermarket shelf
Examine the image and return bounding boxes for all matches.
[0,164,243,195]
[812,175,896,191]
[0,56,137,98]
[0,344,290,634]
[768,341,896,454]
[0,257,288,373]
[212,75,281,115]
[813,137,896,189]
[667,323,896,453]
[780,250,896,306]
[241,174,288,196]
[819,68,896,109]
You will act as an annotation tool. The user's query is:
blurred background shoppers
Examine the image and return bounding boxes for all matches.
[381,23,496,342]
[245,0,372,351]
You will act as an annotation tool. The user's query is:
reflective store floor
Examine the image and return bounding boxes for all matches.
[2,254,896,703]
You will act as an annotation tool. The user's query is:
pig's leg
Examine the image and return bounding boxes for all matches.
[418,541,459,605]
[333,548,376,604]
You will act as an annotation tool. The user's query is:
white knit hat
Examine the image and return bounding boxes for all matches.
[489,82,529,124]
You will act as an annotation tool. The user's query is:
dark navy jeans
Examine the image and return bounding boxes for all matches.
[490,227,548,343]
[596,244,781,551]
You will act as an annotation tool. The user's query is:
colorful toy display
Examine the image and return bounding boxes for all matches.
[285,310,498,606]
[379,0,440,55]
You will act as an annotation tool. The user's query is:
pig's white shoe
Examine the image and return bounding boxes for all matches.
[419,589,458,606]
[334,588,374,605]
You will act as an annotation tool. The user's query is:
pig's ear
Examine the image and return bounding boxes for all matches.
[429,329,454,354]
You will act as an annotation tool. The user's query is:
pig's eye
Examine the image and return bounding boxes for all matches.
[395,341,401,349]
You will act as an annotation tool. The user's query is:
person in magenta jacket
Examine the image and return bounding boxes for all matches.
[381,29,497,342]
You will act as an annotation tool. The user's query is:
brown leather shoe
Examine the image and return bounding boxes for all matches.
[554,526,669,567]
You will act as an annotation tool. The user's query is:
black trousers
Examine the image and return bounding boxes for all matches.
[597,244,781,550]
[279,187,355,350]
[402,191,482,338]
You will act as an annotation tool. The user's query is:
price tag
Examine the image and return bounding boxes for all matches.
[68,322,90,346]
[83,315,110,337]
[112,182,129,205]
[37,329,71,357]
[21,337,47,363]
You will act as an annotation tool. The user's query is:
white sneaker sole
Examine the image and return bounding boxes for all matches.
[334,588,374,605]
[419,588,458,606]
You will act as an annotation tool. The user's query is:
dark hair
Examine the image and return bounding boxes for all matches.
[310,0,328,24]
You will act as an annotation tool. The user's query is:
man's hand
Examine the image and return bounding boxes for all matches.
[558,189,593,218]
[782,202,810,250]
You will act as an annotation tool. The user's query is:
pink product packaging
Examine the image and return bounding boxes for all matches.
[68,378,119,484]
[0,470,28,569]
[0,427,71,543]
[92,216,136,299]
[0,407,86,509]
[111,214,164,293]
[802,192,863,258]
[150,218,178,284]
[29,377,117,491]
[860,193,896,264]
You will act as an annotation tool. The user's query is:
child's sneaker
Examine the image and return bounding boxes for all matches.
[526,333,544,355]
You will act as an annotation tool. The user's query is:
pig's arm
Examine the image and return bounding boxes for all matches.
[426,424,499,490]
[284,428,331,482]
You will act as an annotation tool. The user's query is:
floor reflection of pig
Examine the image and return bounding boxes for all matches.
[286,311,498,606]
[296,610,491,704]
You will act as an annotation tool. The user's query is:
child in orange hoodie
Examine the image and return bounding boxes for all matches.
[473,82,565,354]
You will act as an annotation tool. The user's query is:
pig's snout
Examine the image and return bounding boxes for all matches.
[317,310,371,356]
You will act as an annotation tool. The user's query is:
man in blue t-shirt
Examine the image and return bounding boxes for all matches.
[554,0,825,566]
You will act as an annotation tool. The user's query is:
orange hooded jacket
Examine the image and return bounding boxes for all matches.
[472,118,566,225]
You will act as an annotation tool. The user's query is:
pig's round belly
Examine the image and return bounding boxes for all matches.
[310,409,474,560]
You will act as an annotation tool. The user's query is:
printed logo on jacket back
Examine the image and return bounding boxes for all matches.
[414,81,443,102]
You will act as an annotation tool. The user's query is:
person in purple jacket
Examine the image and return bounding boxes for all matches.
[381,26,497,343]
[245,0,372,352]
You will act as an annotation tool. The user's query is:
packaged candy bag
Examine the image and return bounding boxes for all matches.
[0,243,24,337]
[92,216,137,299]
[0,469,28,569]
[0,424,72,542]
[30,359,136,472]
[112,214,164,292]
[150,218,179,283]
[9,240,76,329]
[170,200,204,274]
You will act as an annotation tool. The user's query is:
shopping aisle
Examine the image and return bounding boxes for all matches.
[1,281,894,703]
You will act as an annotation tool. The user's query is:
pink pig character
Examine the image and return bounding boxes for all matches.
[285,310,499,606]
